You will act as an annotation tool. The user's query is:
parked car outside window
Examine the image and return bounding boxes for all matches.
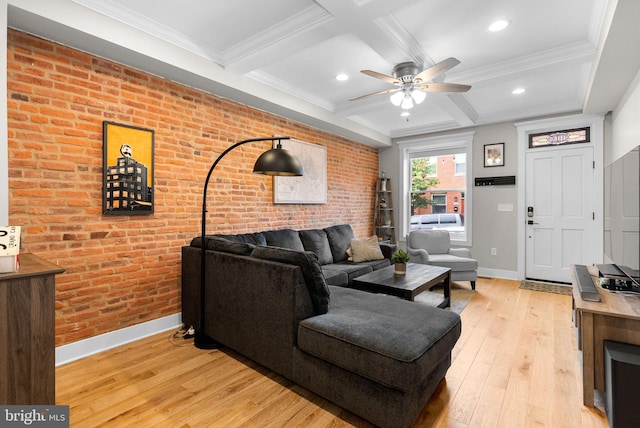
[410,213,465,239]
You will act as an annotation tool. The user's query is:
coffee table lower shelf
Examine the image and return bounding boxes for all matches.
[351,263,451,308]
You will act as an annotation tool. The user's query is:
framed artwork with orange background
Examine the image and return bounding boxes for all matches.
[102,121,154,215]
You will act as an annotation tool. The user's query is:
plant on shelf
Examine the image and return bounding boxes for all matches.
[391,249,409,275]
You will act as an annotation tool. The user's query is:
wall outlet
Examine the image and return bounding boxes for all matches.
[491,248,497,256]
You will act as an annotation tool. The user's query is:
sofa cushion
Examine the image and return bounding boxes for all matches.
[323,224,354,262]
[263,229,305,252]
[190,236,255,256]
[322,270,349,286]
[299,229,334,265]
[349,236,384,263]
[427,254,478,272]
[251,246,330,314]
[353,258,391,271]
[322,262,373,284]
[212,232,267,246]
[298,285,461,392]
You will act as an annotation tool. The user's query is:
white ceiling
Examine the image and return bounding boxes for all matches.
[7,0,638,147]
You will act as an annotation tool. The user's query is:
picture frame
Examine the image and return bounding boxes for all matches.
[102,121,154,215]
[274,139,327,204]
[484,142,505,167]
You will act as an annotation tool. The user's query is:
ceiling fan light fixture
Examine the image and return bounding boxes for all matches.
[401,111,410,117]
[400,94,414,110]
[335,73,349,81]
[355,58,471,105]
[410,89,426,104]
[390,91,404,106]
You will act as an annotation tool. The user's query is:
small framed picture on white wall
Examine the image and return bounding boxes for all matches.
[484,142,504,167]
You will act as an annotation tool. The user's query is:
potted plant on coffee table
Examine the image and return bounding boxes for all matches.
[391,249,409,275]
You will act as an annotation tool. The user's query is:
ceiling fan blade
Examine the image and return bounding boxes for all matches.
[413,57,461,83]
[350,87,401,101]
[360,70,401,85]
[418,82,471,93]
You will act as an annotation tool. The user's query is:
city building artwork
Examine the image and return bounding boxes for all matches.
[102,122,154,215]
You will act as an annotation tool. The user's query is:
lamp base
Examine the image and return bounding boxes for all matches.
[194,330,221,350]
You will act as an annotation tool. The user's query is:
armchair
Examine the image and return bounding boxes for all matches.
[406,230,478,290]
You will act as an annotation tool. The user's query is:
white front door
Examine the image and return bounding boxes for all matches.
[525,146,594,283]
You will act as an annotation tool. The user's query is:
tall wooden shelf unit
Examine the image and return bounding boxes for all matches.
[373,177,396,244]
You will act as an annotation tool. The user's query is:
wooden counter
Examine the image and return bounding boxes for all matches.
[572,265,640,406]
[0,253,65,404]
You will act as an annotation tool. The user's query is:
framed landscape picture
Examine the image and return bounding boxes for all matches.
[273,139,327,204]
[102,121,154,215]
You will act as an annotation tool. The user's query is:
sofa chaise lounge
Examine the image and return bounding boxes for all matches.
[182,224,461,428]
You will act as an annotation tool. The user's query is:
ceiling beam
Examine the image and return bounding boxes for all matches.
[583,0,640,114]
[224,6,335,74]
[227,0,428,75]
[7,1,391,147]
[436,94,477,127]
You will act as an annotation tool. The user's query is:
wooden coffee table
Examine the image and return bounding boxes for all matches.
[351,263,451,308]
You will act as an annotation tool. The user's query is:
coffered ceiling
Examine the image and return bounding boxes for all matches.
[7,0,635,147]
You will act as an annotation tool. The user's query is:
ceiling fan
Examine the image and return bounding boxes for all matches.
[350,57,471,109]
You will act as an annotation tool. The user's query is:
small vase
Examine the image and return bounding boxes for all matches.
[394,262,406,275]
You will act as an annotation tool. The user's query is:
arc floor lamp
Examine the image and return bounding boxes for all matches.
[195,136,303,349]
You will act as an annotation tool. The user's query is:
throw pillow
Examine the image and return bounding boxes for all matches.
[349,236,384,263]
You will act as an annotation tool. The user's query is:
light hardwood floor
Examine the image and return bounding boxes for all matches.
[56,278,610,427]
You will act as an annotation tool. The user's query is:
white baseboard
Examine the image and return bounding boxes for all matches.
[55,313,183,367]
[478,267,520,281]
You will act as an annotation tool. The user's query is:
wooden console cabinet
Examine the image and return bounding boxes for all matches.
[571,265,640,407]
[0,253,64,404]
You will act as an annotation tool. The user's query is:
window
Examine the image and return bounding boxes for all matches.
[528,127,590,148]
[427,157,437,177]
[398,132,474,245]
[431,194,446,213]
[454,153,466,175]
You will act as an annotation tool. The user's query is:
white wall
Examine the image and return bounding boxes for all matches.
[610,69,640,164]
[381,120,521,278]
[469,122,519,275]
[382,114,609,280]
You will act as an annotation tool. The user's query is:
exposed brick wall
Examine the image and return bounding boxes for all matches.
[6,30,379,346]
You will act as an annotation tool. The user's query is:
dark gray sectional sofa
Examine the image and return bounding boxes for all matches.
[203,224,394,287]
[182,224,461,428]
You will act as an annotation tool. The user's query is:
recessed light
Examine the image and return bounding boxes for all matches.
[335,73,349,81]
[488,19,510,32]
[512,87,526,95]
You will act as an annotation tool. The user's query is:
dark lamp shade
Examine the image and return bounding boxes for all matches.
[253,147,303,176]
